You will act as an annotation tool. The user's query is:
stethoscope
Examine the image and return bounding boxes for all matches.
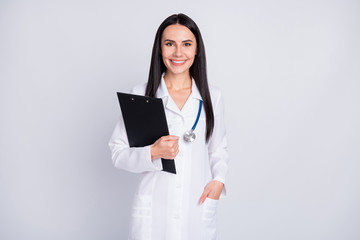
[183,100,203,142]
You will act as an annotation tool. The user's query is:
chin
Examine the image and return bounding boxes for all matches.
[168,69,189,75]
[166,65,192,75]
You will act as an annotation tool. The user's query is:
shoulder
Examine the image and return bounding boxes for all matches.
[208,84,223,105]
[207,84,225,116]
[130,82,147,95]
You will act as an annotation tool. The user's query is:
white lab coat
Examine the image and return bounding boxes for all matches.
[109,75,229,240]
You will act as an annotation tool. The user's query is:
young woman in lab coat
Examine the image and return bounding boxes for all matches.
[109,13,229,240]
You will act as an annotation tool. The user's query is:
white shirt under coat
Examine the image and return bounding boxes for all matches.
[109,75,229,240]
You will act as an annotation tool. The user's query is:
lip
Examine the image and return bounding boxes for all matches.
[170,59,186,66]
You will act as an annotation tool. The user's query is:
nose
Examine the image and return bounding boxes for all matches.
[173,45,183,57]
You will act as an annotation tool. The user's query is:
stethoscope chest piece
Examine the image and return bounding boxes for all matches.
[184,129,196,142]
[183,100,202,143]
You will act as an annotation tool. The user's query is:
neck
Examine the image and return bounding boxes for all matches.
[164,71,192,91]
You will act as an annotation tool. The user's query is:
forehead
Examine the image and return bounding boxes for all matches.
[161,24,196,41]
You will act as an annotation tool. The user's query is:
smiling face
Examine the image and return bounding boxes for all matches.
[161,24,197,77]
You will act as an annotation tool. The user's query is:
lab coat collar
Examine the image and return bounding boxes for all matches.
[190,80,203,101]
[156,73,203,115]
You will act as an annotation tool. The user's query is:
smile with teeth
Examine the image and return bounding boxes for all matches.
[171,59,186,64]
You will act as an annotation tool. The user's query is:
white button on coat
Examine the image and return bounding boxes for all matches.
[109,76,229,240]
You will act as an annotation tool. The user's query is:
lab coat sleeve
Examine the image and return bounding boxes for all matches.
[109,114,163,173]
[208,92,229,197]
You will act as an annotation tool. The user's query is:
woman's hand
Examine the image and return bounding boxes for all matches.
[151,135,179,160]
[199,180,224,204]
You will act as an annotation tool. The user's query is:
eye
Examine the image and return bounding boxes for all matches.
[184,43,191,47]
[165,42,173,46]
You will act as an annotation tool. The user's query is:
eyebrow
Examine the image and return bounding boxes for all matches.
[164,39,193,43]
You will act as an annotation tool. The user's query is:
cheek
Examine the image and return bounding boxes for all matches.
[161,47,171,59]
[186,48,197,59]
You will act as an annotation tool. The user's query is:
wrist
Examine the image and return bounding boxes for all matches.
[213,180,224,187]
[213,177,225,185]
[150,145,158,160]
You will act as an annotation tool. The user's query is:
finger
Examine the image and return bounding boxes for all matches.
[163,135,179,141]
[173,143,179,152]
[172,141,179,148]
[199,190,209,205]
[166,140,179,147]
[166,141,179,150]
[171,146,179,158]
[207,192,218,200]
[172,148,179,158]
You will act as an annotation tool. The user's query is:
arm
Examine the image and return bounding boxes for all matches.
[109,84,179,173]
[108,114,164,173]
[109,106,179,173]
[109,85,160,173]
[199,92,229,203]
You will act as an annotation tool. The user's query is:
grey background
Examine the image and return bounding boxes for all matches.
[1,0,359,239]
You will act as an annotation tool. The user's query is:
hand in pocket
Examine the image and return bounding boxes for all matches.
[199,180,224,204]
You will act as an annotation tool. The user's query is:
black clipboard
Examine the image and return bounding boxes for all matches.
[117,92,176,174]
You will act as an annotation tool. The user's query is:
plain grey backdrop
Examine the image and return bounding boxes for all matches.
[1,0,359,239]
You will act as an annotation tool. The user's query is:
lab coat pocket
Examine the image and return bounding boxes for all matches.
[129,194,152,240]
[202,197,219,240]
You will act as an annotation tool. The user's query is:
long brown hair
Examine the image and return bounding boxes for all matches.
[145,13,214,142]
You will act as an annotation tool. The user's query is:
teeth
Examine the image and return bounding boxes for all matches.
[172,60,185,64]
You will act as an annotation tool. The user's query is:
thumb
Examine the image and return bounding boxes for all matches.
[163,135,179,141]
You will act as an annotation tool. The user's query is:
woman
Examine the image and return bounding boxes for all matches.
[109,13,229,240]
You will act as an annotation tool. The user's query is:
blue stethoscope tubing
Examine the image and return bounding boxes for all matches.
[192,100,203,131]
